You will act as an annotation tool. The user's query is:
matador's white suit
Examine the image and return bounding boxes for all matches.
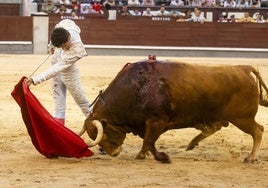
[32,19,91,122]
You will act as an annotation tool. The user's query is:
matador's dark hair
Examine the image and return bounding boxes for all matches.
[51,27,70,48]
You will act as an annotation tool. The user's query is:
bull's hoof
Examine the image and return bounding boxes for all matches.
[135,152,146,160]
[243,157,259,163]
[155,152,171,163]
[186,143,198,151]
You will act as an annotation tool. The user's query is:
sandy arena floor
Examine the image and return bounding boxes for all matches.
[0,54,268,188]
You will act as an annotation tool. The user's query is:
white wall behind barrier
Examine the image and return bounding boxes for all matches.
[32,13,49,54]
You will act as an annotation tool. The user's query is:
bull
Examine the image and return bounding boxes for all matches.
[79,58,268,163]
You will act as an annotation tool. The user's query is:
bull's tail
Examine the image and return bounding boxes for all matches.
[251,68,268,107]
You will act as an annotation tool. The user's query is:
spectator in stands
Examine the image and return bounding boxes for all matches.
[71,0,80,11]
[217,14,228,22]
[81,4,90,13]
[155,5,170,16]
[229,14,238,22]
[238,12,255,22]
[185,8,206,24]
[175,13,186,20]
[81,4,99,13]
[103,0,116,6]
[119,5,131,15]
[201,0,214,7]
[224,0,236,7]
[261,0,268,7]
[214,0,223,7]
[131,9,142,16]
[156,0,171,6]
[176,9,192,21]
[142,7,153,16]
[170,9,184,17]
[32,0,45,12]
[80,0,92,2]
[115,0,127,5]
[251,0,261,7]
[60,0,71,4]
[237,0,250,7]
[170,0,184,6]
[192,0,202,6]
[184,9,192,19]
[255,13,265,23]
[55,4,72,14]
[176,12,187,22]
[72,4,80,13]
[128,0,141,6]
[71,10,79,18]
[184,0,192,6]
[80,2,91,11]
[71,0,79,3]
[92,0,103,14]
[42,0,57,13]
[141,0,155,6]
[33,0,45,3]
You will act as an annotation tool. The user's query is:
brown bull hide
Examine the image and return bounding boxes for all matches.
[82,60,268,163]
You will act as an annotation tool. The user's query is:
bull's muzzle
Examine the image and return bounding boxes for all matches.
[111,146,122,157]
[78,120,103,147]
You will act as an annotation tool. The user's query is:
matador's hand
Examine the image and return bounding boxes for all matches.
[26,78,34,87]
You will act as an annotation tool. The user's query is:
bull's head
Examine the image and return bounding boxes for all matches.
[79,119,126,157]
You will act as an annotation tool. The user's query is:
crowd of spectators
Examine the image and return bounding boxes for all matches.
[33,0,268,22]
[121,4,268,23]
[213,10,266,23]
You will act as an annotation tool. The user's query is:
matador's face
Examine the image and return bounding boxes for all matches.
[61,36,72,51]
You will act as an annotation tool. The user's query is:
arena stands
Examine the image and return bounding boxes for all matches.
[2,0,267,21]
[0,0,268,56]
[23,0,267,24]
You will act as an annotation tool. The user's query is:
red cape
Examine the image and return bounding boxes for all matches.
[11,77,93,158]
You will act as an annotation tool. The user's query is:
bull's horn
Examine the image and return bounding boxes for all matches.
[78,124,86,136]
[87,120,103,147]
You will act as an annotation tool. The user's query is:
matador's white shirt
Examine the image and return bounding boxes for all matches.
[32,19,87,85]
